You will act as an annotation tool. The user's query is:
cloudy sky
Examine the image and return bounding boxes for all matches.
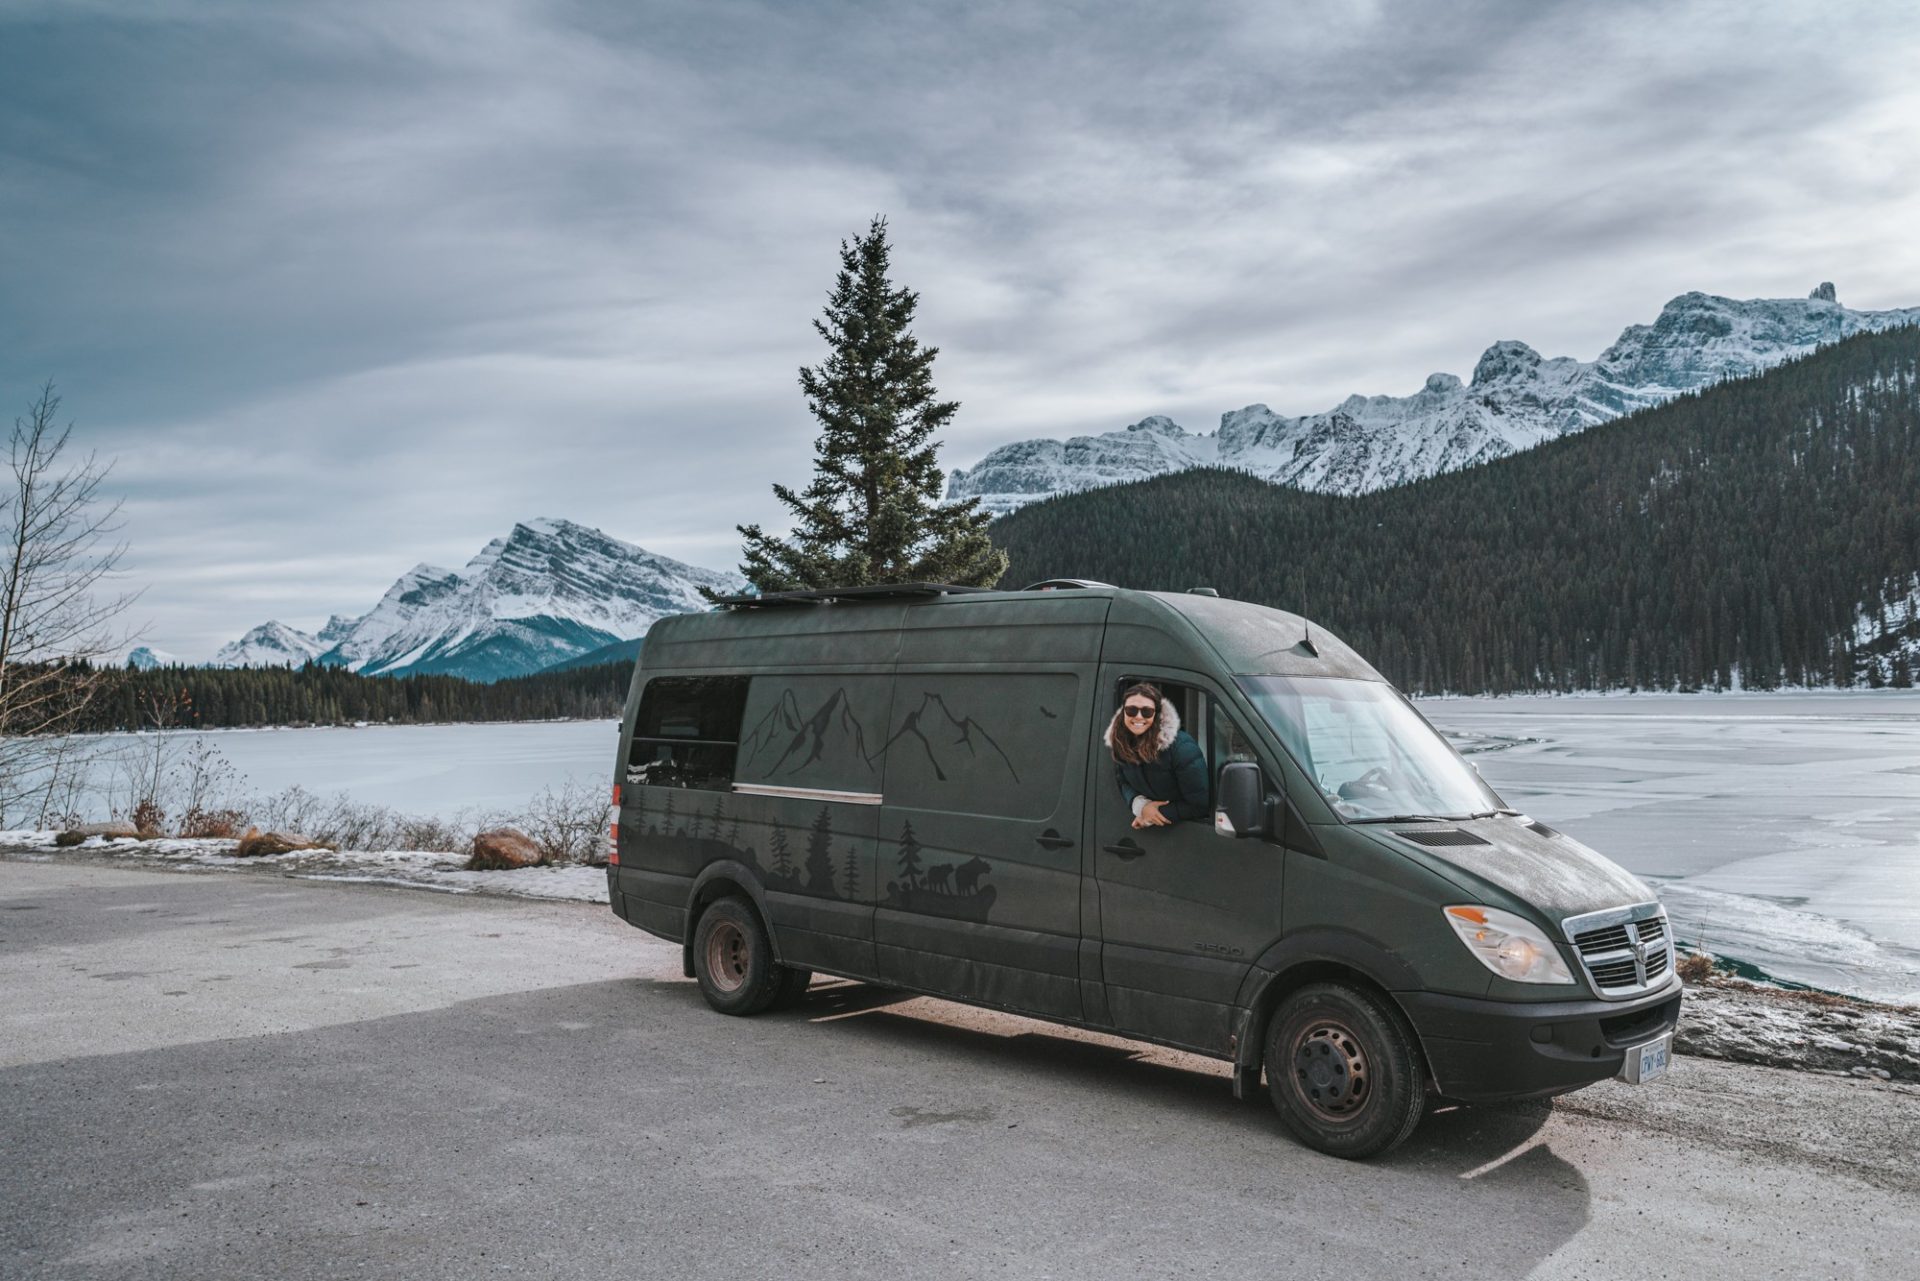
[4,0,1918,658]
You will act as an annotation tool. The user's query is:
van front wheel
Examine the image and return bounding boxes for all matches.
[692,896,782,1016]
[1265,982,1426,1159]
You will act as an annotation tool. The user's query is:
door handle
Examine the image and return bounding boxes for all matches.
[1103,839,1146,860]
[1035,829,1074,850]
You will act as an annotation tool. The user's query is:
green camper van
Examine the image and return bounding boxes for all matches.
[606,582,1681,1158]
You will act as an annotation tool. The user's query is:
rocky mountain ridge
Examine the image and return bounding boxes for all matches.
[213,519,744,682]
[948,283,1920,511]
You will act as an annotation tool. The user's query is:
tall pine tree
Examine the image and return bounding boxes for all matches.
[730,217,1007,592]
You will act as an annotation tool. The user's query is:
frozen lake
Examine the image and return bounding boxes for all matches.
[71,691,1920,1002]
[1428,691,1920,1004]
[96,719,626,817]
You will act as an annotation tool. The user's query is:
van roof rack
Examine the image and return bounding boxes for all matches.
[711,582,996,608]
[1022,578,1116,591]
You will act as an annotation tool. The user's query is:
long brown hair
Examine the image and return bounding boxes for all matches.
[1109,682,1165,766]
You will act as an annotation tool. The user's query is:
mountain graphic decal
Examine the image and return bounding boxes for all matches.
[876,692,1021,784]
[740,686,877,778]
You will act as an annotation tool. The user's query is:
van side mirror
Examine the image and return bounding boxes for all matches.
[1215,762,1268,838]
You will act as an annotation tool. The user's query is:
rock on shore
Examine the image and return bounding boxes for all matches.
[1676,976,1920,1082]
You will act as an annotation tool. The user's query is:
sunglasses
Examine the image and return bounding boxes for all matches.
[1122,705,1157,720]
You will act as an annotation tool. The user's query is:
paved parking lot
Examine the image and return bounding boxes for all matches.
[5,860,1917,1279]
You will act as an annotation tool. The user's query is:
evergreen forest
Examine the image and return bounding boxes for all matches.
[66,659,631,732]
[992,327,1920,694]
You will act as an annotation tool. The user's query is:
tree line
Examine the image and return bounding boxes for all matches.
[57,658,632,732]
[992,326,1920,694]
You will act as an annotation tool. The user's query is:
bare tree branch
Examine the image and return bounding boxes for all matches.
[0,383,139,826]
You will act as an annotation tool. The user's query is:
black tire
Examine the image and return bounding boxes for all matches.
[770,964,814,1011]
[1265,981,1427,1159]
[691,896,782,1016]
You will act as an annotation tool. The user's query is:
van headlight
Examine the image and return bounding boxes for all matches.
[1443,906,1575,984]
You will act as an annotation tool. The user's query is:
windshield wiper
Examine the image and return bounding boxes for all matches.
[1348,813,1466,825]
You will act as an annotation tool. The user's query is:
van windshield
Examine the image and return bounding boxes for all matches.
[1237,676,1503,822]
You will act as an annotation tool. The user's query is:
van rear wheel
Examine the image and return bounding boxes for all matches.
[692,896,782,1016]
[1265,982,1426,1159]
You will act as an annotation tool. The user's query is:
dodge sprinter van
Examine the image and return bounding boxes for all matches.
[606,582,1682,1158]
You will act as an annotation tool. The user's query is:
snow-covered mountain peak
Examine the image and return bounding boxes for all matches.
[1471,340,1544,386]
[126,645,176,670]
[949,281,1920,512]
[214,520,746,682]
[1127,415,1187,438]
[317,614,359,644]
[213,620,325,668]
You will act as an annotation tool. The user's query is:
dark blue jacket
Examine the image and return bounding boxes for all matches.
[1115,729,1210,822]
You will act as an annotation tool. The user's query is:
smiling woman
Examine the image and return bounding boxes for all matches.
[1102,681,1209,829]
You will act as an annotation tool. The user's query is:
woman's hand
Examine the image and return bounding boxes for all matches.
[1132,799,1173,829]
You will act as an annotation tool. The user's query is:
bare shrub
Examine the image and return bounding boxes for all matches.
[253,785,326,837]
[212,778,608,861]
[393,813,471,853]
[521,778,610,865]
[1675,951,1714,983]
[179,735,243,821]
[129,795,165,838]
[179,807,248,839]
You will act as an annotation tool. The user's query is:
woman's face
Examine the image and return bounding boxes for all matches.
[1121,696,1157,737]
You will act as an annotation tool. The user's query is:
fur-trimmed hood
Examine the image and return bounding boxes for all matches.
[1104,696,1180,756]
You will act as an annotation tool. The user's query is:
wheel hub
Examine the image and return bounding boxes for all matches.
[1292,1022,1370,1120]
[704,919,748,993]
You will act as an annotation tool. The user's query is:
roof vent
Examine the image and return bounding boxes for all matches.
[1394,829,1492,847]
[1189,587,1219,597]
[1526,821,1561,839]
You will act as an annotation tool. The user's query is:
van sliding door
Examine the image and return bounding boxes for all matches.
[727,673,893,978]
[873,596,1107,1020]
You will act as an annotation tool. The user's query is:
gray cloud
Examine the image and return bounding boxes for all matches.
[3,0,1917,656]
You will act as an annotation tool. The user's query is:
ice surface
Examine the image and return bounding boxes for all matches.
[1424,691,1920,1002]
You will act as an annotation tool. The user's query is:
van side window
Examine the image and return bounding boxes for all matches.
[884,672,1079,820]
[627,676,751,790]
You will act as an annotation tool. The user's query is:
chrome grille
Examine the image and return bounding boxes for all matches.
[1562,902,1673,1000]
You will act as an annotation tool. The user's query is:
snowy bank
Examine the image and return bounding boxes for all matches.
[0,830,607,904]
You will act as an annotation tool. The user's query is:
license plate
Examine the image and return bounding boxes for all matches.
[1618,1034,1671,1084]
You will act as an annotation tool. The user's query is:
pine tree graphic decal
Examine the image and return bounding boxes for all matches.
[804,806,837,895]
[770,823,794,880]
[896,819,923,888]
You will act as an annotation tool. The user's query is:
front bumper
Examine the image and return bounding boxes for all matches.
[1396,976,1683,1103]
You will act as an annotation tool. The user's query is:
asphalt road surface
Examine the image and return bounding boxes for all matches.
[5,860,1917,1280]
